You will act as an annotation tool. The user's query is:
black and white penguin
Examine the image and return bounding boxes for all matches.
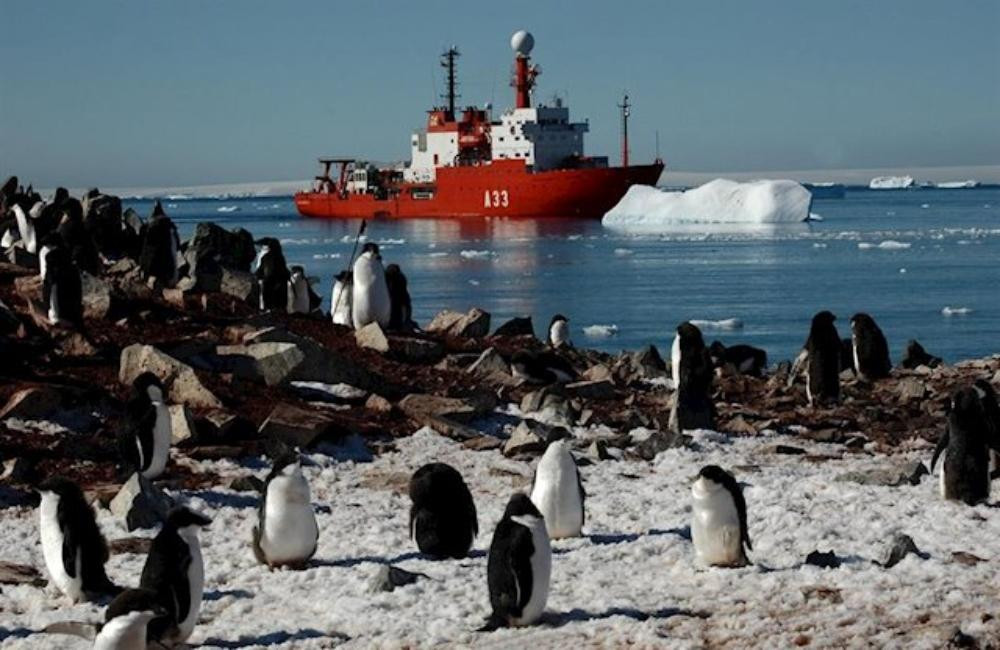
[670,322,715,433]
[548,314,571,349]
[384,263,413,330]
[850,313,891,381]
[139,506,211,645]
[973,379,1000,479]
[485,493,551,629]
[790,311,841,406]
[118,373,172,480]
[41,241,83,326]
[57,198,101,274]
[708,341,767,377]
[138,201,180,288]
[932,387,992,505]
[254,237,290,311]
[529,436,585,539]
[510,349,577,385]
[409,462,478,559]
[690,465,752,567]
[94,588,168,650]
[330,270,353,326]
[37,477,119,603]
[252,453,319,568]
[351,242,391,329]
[286,265,321,315]
[11,202,37,253]
[901,339,942,369]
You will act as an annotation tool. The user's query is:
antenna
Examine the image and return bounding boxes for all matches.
[440,46,460,118]
[655,129,660,161]
[618,92,631,168]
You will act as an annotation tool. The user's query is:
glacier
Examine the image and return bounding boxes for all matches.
[601,179,813,232]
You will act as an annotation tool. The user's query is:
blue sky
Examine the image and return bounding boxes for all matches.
[1,1,997,187]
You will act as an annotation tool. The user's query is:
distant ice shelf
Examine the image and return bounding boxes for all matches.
[869,175,915,190]
[936,180,979,189]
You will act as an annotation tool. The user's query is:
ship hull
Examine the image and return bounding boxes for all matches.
[295,160,664,219]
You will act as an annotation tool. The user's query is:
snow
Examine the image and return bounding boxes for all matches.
[3,424,1000,648]
[942,306,973,316]
[689,318,743,331]
[582,324,619,338]
[869,176,916,190]
[602,180,813,232]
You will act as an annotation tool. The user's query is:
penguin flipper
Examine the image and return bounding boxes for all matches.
[931,430,949,472]
[576,468,586,528]
[788,349,808,387]
[56,499,80,579]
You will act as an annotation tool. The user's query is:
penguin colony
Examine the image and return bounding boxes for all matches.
[4,179,998,643]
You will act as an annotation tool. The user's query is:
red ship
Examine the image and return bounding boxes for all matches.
[294,31,664,220]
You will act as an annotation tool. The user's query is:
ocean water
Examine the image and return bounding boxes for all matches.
[123,188,1000,365]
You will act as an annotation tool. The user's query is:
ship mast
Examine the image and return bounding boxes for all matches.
[510,31,537,109]
[441,46,460,119]
[618,93,630,168]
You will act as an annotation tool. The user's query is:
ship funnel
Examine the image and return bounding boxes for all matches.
[511,30,534,57]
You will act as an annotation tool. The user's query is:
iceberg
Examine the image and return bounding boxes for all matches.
[936,180,979,189]
[583,324,619,338]
[869,175,915,190]
[689,318,743,331]
[602,179,812,231]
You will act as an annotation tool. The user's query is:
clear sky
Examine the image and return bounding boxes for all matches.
[1,0,998,188]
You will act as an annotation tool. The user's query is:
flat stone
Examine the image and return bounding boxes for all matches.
[109,473,174,531]
[836,461,928,487]
[219,268,257,302]
[897,378,927,401]
[196,409,255,441]
[119,344,222,409]
[0,561,45,587]
[492,316,534,338]
[398,394,481,423]
[228,475,265,493]
[387,335,444,363]
[467,347,509,376]
[582,364,613,382]
[503,420,551,457]
[565,379,615,400]
[355,322,389,353]
[463,435,504,451]
[291,381,368,404]
[427,307,490,338]
[259,403,342,448]
[168,404,197,445]
[0,386,63,420]
[81,272,112,319]
[244,327,376,390]
[214,342,305,386]
[630,428,688,460]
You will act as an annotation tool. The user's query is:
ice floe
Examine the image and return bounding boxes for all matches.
[582,324,619,338]
[689,318,743,331]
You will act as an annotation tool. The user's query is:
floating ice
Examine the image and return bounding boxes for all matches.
[936,180,978,189]
[613,248,634,256]
[216,205,239,213]
[378,238,406,245]
[869,175,915,189]
[807,212,824,222]
[858,240,911,250]
[583,324,619,338]
[460,249,491,259]
[813,242,828,248]
[602,179,812,231]
[690,318,743,331]
[942,306,973,316]
[427,252,449,258]
[920,204,930,209]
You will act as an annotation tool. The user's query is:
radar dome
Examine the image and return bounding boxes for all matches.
[510,30,534,56]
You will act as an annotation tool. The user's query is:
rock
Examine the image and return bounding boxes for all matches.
[291,381,368,404]
[615,345,667,383]
[882,533,929,568]
[109,473,174,531]
[365,394,393,413]
[219,268,257,302]
[0,298,22,335]
[804,550,841,569]
[214,342,305,386]
[630,428,687,460]
[0,561,45,587]
[565,379,615,400]
[0,386,63,420]
[368,565,428,593]
[837,461,928,487]
[228,475,265,493]
[108,537,153,556]
[244,328,377,390]
[427,307,491,338]
[119,344,222,409]
[586,439,614,461]
[80,272,112,319]
[398,394,483,423]
[952,551,986,566]
[725,415,759,436]
[948,628,977,648]
[463,435,504,451]
[168,404,197,445]
[897,378,927,401]
[184,222,257,272]
[196,409,255,441]
[386,335,444,363]
[186,445,248,460]
[492,316,534,338]
[503,420,560,457]
[520,388,578,425]
[57,332,98,357]
[14,274,42,303]
[355,322,390,353]
[582,364,613,382]
[467,347,509,376]
[258,403,342,448]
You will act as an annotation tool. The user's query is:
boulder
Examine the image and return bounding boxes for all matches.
[614,345,667,383]
[503,420,553,457]
[184,222,257,272]
[365,394,393,413]
[0,386,63,420]
[897,378,927,401]
[368,565,428,593]
[110,473,174,531]
[355,322,389,353]
[219,268,257,303]
[168,404,197,445]
[427,307,490,338]
[119,344,223,409]
[520,388,578,425]
[467,348,509,376]
[81,272,112,319]
[398,394,484,423]
[565,379,615,400]
[630,428,687,460]
[386,335,445,363]
[213,342,305,386]
[258,403,342,448]
[492,316,534,338]
[582,364,613,383]
[244,327,376,390]
[196,409,256,441]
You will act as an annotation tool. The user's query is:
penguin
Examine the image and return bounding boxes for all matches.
[548,314,571,349]
[254,237,291,311]
[670,322,715,433]
[94,588,168,650]
[839,338,856,375]
[708,341,767,377]
[510,349,577,385]
[690,465,752,567]
[139,506,211,645]
[37,477,119,603]
[931,387,992,505]
[901,339,942,369]
[973,379,1000,479]
[330,270,353,326]
[286,265,319,315]
[790,311,841,406]
[529,436,585,539]
[57,198,101,274]
[138,201,181,288]
[850,313,891,381]
[252,453,319,568]
[484,493,551,629]
[351,242,391,329]
[117,372,172,480]
[0,224,16,249]
[384,263,413,330]
[12,203,37,254]
[41,242,83,326]
[409,462,477,559]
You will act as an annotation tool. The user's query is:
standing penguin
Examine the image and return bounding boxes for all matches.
[330,270,353,326]
[384,263,413,330]
[41,242,83,326]
[37,477,119,603]
[790,311,841,406]
[139,201,180,288]
[12,203,38,253]
[670,322,715,433]
[690,465,752,567]
[529,436,585,539]
[117,373,172,480]
[973,379,1000,479]
[351,242,391,329]
[409,463,478,559]
[94,588,168,650]
[252,453,319,568]
[287,265,320,315]
[484,493,551,629]
[139,507,211,645]
[254,237,291,311]
[932,387,992,505]
[850,313,891,381]
[548,314,571,349]
[57,199,101,274]
[708,341,767,377]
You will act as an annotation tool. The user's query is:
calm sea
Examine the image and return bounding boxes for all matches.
[124,188,1000,365]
